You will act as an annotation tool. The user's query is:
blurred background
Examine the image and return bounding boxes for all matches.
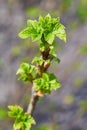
[0,0,87,130]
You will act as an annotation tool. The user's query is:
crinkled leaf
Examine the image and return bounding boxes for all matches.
[42,73,49,82]
[49,74,61,90]
[31,32,42,42]
[44,14,51,23]
[18,27,31,39]
[34,72,61,94]
[50,46,60,63]
[8,105,36,130]
[53,24,66,42]
[45,33,54,44]
[39,15,44,23]
[32,56,44,65]
[8,105,23,118]
[14,121,22,130]
[27,20,37,28]
[16,68,25,75]
[14,113,35,130]
[19,14,66,44]
[27,19,43,42]
[16,63,38,82]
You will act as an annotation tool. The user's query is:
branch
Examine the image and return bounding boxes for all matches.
[27,87,39,115]
[27,42,50,115]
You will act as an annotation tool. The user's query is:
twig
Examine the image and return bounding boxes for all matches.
[27,87,39,115]
[27,44,50,115]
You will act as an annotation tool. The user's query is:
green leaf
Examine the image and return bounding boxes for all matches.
[14,120,22,130]
[44,14,51,23]
[18,27,31,39]
[16,63,38,82]
[27,20,37,28]
[33,72,61,94]
[32,56,44,66]
[39,16,44,23]
[0,107,7,119]
[14,113,35,130]
[53,24,66,42]
[42,73,49,82]
[8,105,36,130]
[27,19,43,42]
[40,41,49,52]
[8,105,23,118]
[19,14,66,44]
[45,33,54,44]
[49,46,60,63]
[31,32,42,42]
[53,55,60,63]
[49,74,61,90]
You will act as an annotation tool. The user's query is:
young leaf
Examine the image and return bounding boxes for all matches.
[44,14,51,23]
[19,14,66,44]
[18,27,31,39]
[49,46,60,63]
[33,72,61,94]
[16,63,38,82]
[8,105,36,130]
[53,24,66,42]
[8,105,23,118]
[14,113,35,130]
[27,20,37,28]
[39,15,44,23]
[32,56,44,66]
[44,33,54,44]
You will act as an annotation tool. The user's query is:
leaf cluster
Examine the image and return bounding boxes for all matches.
[19,14,66,44]
[16,63,38,82]
[19,14,66,65]
[34,72,61,94]
[8,106,35,130]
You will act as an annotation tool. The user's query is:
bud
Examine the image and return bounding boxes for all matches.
[37,90,44,97]
[44,61,50,69]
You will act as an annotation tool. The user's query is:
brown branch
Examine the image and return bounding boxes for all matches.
[27,87,39,115]
[27,43,51,115]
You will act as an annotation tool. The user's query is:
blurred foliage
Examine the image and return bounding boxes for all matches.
[77,0,87,22]
[73,61,82,71]
[26,6,46,18]
[69,21,78,30]
[33,125,51,130]
[0,107,8,119]
[78,44,87,55]
[60,0,72,13]
[79,100,87,111]
[63,94,74,105]
[11,45,22,57]
[73,77,84,87]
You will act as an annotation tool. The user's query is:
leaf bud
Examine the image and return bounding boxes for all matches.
[44,61,50,69]
[37,90,44,97]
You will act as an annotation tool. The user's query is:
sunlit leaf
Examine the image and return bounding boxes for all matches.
[18,27,31,39]
[8,105,36,130]
[32,56,44,65]
[53,24,66,42]
[16,63,38,82]
[8,105,23,118]
[34,72,61,94]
